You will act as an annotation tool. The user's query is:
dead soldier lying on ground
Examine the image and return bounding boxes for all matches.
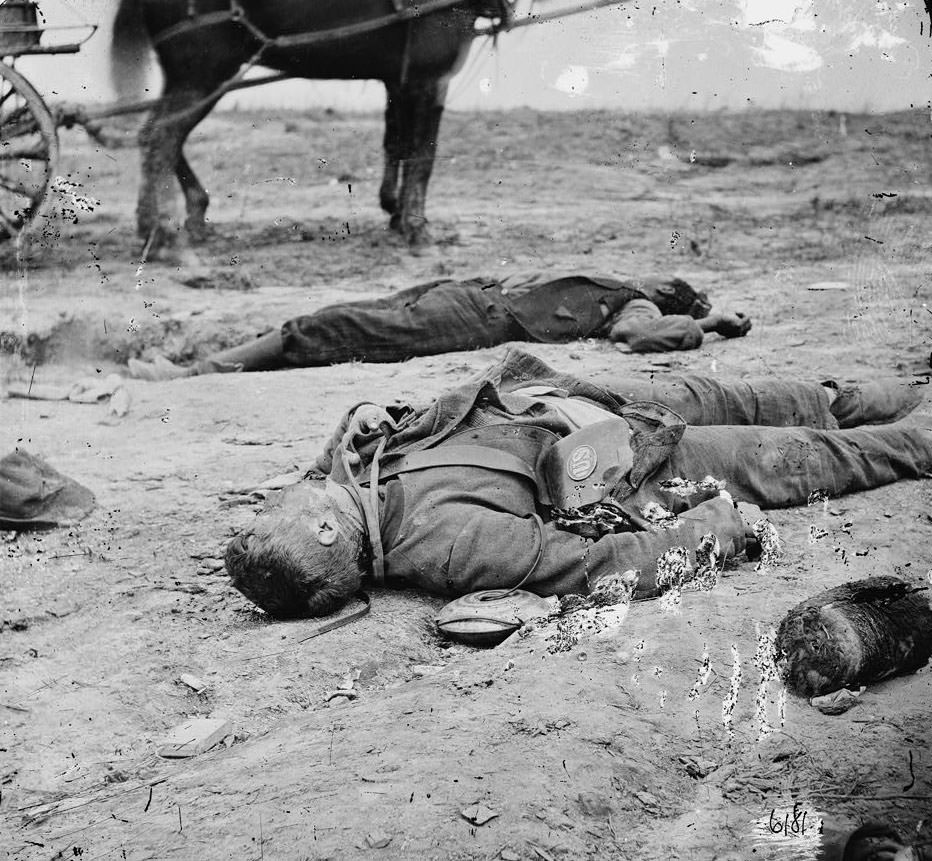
[128,272,750,379]
[222,349,928,621]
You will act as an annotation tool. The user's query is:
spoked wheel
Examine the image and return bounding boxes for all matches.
[0,61,59,244]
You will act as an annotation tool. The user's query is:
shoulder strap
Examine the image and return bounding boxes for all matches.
[358,444,539,488]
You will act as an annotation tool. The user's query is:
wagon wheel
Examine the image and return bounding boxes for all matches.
[0,61,59,243]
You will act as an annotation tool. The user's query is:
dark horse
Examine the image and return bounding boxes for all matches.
[111,0,511,253]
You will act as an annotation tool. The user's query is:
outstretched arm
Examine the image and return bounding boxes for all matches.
[608,305,752,353]
[608,314,705,352]
[699,311,752,339]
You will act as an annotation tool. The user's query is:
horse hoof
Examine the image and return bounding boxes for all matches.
[405,223,433,252]
[176,251,209,272]
[146,246,206,270]
[388,212,402,232]
[186,226,208,244]
[137,221,186,260]
[184,217,212,244]
[138,229,204,269]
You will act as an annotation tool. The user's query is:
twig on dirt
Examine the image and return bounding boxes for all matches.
[144,786,152,812]
[177,803,183,832]
[19,777,169,825]
[902,749,916,793]
[0,702,31,713]
[153,583,206,595]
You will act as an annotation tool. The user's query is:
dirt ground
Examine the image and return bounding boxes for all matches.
[2,107,932,860]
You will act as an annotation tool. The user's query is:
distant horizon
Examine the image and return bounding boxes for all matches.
[211,101,926,118]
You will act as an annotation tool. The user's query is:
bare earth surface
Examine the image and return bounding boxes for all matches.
[2,108,932,860]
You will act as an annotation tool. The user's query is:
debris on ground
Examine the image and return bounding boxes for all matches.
[679,755,718,778]
[157,717,232,758]
[178,673,207,693]
[365,832,393,849]
[810,687,863,715]
[325,668,361,704]
[461,802,500,825]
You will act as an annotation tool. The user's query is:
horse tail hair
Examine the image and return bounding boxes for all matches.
[110,0,152,100]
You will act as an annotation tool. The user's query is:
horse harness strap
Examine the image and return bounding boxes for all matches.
[152,0,512,50]
[152,7,242,48]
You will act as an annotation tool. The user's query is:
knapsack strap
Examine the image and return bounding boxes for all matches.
[358,444,539,489]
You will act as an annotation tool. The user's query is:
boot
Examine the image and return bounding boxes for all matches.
[825,379,924,428]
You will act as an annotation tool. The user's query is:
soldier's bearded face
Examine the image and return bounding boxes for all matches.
[225,484,366,618]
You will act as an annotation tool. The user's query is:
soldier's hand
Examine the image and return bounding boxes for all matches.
[735,501,764,530]
[348,404,399,438]
[735,501,765,559]
[714,311,752,338]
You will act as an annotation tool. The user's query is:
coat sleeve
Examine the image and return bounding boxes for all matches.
[444,496,746,599]
[620,315,705,353]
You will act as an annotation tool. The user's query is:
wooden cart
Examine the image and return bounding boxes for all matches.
[0,0,96,242]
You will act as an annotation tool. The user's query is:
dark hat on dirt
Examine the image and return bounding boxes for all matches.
[0,449,95,530]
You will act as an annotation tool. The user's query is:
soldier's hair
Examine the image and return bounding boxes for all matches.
[225,504,367,619]
[654,278,712,320]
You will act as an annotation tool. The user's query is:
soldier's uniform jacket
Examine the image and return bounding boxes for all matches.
[312,349,747,600]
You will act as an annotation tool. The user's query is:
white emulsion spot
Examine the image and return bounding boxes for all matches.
[553,65,590,97]
[478,77,493,94]
[753,33,823,72]
[607,51,638,71]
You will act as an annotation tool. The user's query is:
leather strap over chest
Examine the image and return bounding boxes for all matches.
[358,416,637,514]
[364,443,539,484]
[358,423,557,504]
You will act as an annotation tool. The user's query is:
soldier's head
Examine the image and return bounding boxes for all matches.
[648,278,712,319]
[225,480,368,618]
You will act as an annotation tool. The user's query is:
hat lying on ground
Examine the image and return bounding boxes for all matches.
[0,449,95,530]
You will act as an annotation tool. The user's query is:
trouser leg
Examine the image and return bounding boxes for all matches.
[194,330,286,374]
[652,424,932,509]
[280,282,521,365]
[603,374,837,429]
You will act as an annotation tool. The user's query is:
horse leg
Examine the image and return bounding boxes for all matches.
[380,81,403,227]
[395,77,448,247]
[177,151,211,241]
[136,80,223,253]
